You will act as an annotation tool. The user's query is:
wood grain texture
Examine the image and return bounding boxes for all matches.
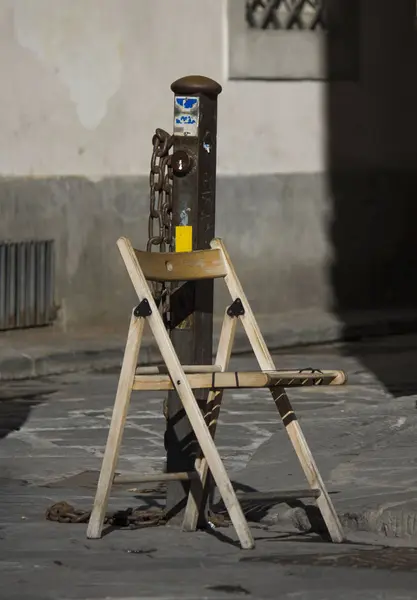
[212,237,345,544]
[116,236,254,549]
[133,369,346,391]
[87,313,144,539]
[126,239,226,282]
[183,309,237,532]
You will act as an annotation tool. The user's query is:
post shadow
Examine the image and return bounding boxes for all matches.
[327,0,417,397]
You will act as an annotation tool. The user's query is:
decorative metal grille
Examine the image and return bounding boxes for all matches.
[246,0,326,30]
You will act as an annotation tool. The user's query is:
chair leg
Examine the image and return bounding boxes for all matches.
[270,387,344,543]
[181,389,254,549]
[115,238,253,549]
[215,238,344,543]
[182,389,224,532]
[87,314,144,539]
[152,330,253,548]
[183,311,237,532]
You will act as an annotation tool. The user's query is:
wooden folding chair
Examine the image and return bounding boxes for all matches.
[86,236,347,549]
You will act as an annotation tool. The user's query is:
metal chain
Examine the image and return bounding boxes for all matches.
[45,500,230,529]
[147,128,174,253]
[146,128,174,317]
[45,501,166,528]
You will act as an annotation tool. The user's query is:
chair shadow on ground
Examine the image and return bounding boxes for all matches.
[130,479,338,547]
[212,481,335,542]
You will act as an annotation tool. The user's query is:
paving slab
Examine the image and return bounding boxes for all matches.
[1,340,417,598]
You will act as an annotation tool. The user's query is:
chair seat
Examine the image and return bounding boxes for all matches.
[133,368,347,391]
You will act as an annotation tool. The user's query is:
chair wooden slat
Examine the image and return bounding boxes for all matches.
[136,364,222,375]
[133,369,347,391]
[114,471,199,485]
[130,242,226,282]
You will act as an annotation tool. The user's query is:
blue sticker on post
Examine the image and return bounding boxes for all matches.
[174,96,199,137]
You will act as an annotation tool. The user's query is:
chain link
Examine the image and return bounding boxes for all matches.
[146,128,174,317]
[147,128,174,253]
[45,500,230,529]
[45,501,166,528]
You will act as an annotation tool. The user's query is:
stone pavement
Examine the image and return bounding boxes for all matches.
[1,337,417,598]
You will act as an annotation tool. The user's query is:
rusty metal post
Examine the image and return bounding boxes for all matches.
[165,75,222,520]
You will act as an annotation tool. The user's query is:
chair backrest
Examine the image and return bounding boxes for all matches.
[132,246,227,282]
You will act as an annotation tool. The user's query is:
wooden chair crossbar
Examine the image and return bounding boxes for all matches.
[133,369,346,391]
[86,236,347,550]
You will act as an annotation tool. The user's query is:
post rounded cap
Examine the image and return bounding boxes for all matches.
[171,75,222,98]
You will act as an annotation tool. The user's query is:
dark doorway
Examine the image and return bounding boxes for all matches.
[327,1,417,396]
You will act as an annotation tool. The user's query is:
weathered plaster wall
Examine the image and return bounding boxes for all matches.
[1,0,416,330]
[1,0,325,176]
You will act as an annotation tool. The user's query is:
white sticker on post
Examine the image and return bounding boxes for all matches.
[174,96,199,137]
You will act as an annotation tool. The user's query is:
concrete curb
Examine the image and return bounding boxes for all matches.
[2,308,417,381]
